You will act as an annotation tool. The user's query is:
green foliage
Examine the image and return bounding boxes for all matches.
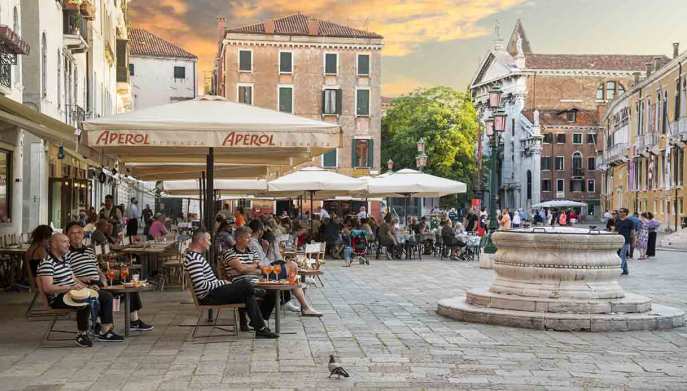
[381,86,479,199]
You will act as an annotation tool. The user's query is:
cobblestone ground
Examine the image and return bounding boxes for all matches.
[1,250,687,391]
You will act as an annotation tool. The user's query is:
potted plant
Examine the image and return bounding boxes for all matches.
[80,0,95,20]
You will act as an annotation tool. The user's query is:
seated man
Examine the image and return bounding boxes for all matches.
[221,226,276,323]
[37,233,124,347]
[65,221,153,331]
[183,230,278,339]
[245,220,322,316]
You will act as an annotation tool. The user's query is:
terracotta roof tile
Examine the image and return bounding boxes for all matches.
[523,109,600,127]
[227,13,382,39]
[129,28,197,59]
[525,54,668,71]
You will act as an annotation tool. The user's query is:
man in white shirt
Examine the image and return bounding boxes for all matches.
[319,207,330,220]
[126,198,141,237]
[357,206,368,220]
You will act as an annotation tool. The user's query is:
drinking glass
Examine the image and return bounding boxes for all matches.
[261,265,271,281]
[273,264,282,281]
[120,266,129,283]
[106,270,115,286]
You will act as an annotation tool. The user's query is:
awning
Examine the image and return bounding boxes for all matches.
[163,179,268,196]
[126,164,269,181]
[0,95,77,149]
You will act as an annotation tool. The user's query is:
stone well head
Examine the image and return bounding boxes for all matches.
[490,227,625,300]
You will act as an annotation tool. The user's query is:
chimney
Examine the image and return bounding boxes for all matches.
[264,20,275,34]
[216,16,226,42]
[307,18,320,36]
[654,56,663,72]
[633,71,641,85]
[645,62,653,77]
[673,42,680,59]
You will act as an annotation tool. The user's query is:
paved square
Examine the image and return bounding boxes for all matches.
[1,251,687,390]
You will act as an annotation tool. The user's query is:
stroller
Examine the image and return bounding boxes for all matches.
[351,229,370,265]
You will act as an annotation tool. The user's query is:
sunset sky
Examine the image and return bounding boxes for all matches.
[129,0,687,97]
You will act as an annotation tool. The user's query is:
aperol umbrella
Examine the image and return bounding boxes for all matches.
[163,179,268,196]
[83,95,341,233]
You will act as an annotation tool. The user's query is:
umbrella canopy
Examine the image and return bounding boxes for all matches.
[532,200,588,208]
[367,169,467,197]
[268,166,366,197]
[126,163,270,181]
[83,95,341,167]
[163,179,268,196]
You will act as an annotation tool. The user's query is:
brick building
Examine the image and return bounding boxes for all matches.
[470,20,665,218]
[212,13,383,175]
[601,44,687,231]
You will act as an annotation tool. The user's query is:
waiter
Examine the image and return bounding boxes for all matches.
[126,198,141,238]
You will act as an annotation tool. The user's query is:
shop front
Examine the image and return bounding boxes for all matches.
[47,148,91,228]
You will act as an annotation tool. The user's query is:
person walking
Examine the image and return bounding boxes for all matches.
[558,210,567,226]
[512,209,522,228]
[615,208,634,276]
[142,204,153,237]
[645,212,660,257]
[126,198,141,238]
[499,208,512,230]
[636,213,649,260]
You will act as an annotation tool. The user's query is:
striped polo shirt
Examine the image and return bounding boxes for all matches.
[66,246,100,282]
[37,253,76,302]
[184,251,228,299]
[221,245,258,282]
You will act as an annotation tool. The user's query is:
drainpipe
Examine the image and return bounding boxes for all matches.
[676,60,682,231]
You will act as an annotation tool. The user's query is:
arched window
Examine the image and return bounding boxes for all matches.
[597,81,625,101]
[606,81,617,100]
[572,152,583,176]
[41,33,47,97]
[596,84,604,100]
[526,170,532,200]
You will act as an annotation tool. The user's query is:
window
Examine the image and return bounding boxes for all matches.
[542,133,553,144]
[278,86,293,113]
[596,83,604,100]
[238,84,253,105]
[322,89,342,115]
[356,88,370,116]
[526,170,532,200]
[41,33,47,97]
[572,152,583,175]
[352,139,373,168]
[556,133,566,144]
[555,156,564,170]
[566,111,576,122]
[174,66,185,79]
[324,53,338,75]
[586,134,596,144]
[279,51,292,74]
[573,133,582,144]
[542,180,552,192]
[588,157,596,170]
[571,179,584,192]
[0,149,11,223]
[128,63,134,76]
[557,179,565,192]
[357,54,370,76]
[587,179,596,192]
[322,149,337,168]
[239,49,252,72]
[606,81,617,100]
[541,157,552,170]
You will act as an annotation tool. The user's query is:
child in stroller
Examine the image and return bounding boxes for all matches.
[349,229,369,266]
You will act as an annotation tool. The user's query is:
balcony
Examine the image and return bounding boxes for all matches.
[63,10,88,53]
[605,142,628,164]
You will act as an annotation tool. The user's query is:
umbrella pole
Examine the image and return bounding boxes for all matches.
[310,190,314,235]
[206,147,215,262]
[199,173,205,224]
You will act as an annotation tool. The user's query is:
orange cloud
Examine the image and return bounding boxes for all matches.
[382,77,429,97]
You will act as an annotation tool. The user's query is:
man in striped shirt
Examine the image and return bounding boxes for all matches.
[184,230,278,339]
[37,233,123,347]
[65,222,153,331]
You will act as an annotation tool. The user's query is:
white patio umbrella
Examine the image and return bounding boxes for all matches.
[83,95,341,233]
[367,168,467,220]
[532,200,588,208]
[268,166,366,230]
[163,179,268,196]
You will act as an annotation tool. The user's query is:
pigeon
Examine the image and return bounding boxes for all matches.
[328,354,350,379]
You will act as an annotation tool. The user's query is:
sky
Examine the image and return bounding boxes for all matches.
[129,0,687,97]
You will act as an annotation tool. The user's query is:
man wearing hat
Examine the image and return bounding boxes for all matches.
[37,233,124,347]
[126,198,141,238]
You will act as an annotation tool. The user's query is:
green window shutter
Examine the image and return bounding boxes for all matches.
[336,89,342,114]
[279,87,292,113]
[351,139,357,167]
[367,139,374,168]
[357,55,370,75]
[356,89,369,116]
[322,149,337,167]
[321,90,326,114]
[280,52,292,73]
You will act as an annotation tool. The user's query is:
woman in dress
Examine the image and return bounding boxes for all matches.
[645,212,660,257]
[636,212,650,260]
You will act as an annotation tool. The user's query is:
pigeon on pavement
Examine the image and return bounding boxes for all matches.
[328,354,350,379]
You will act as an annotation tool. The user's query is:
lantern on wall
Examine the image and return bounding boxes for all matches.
[488,84,502,109]
[493,108,507,132]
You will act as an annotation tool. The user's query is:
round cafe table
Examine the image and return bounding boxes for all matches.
[101,284,152,337]
[254,281,299,335]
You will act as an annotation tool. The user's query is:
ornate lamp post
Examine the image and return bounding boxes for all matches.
[483,84,506,254]
[387,158,394,171]
[415,137,428,171]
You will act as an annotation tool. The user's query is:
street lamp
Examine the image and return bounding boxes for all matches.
[387,158,394,171]
[483,87,506,255]
[415,137,427,171]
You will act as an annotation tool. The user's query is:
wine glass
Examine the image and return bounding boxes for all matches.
[120,266,129,283]
[273,264,282,282]
[261,265,271,281]
[106,269,115,286]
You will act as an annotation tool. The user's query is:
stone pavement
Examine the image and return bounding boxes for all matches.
[1,251,687,390]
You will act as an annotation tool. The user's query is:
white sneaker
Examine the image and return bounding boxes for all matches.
[285,301,301,312]
[306,277,317,286]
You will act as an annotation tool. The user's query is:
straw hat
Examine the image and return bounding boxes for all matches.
[63,288,98,307]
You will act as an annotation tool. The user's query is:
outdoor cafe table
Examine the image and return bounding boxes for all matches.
[114,241,177,279]
[101,284,153,337]
[0,244,30,289]
[254,281,300,335]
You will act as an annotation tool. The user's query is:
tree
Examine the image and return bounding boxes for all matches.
[381,86,479,203]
